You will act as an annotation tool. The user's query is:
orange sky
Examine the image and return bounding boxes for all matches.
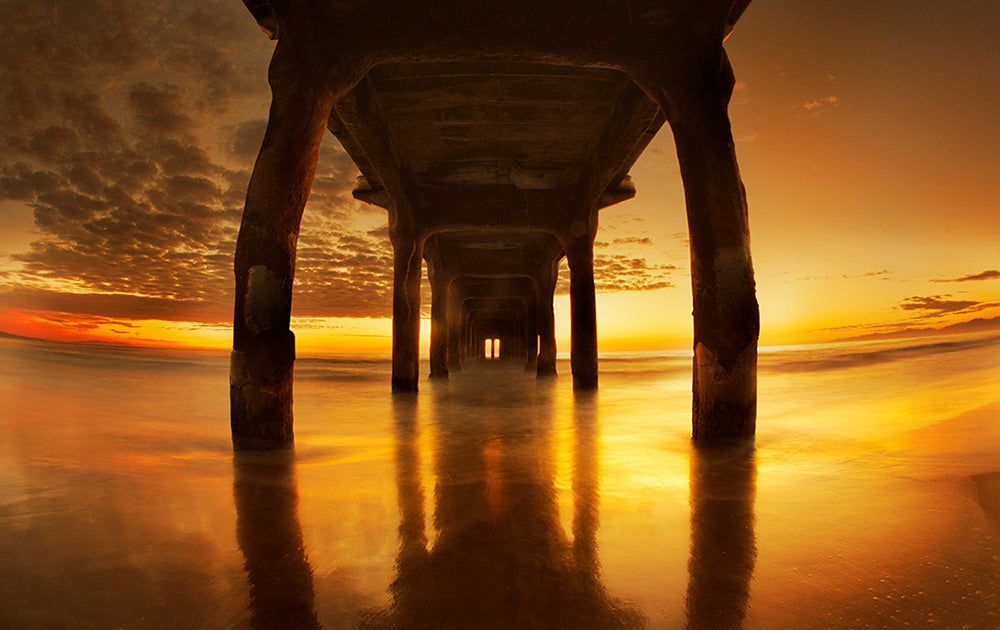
[0,0,998,353]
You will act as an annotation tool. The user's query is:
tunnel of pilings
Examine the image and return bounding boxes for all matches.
[230,0,760,448]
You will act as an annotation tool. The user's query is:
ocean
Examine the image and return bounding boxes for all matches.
[1,334,999,628]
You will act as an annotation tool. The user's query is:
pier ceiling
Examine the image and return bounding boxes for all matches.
[365,62,635,189]
[334,59,664,230]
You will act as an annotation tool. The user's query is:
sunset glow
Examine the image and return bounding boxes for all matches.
[0,1,998,352]
[2,3,1000,627]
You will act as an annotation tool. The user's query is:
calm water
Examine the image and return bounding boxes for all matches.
[1,334,999,628]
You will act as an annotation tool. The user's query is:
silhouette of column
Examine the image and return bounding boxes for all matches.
[446,282,462,372]
[685,443,757,629]
[427,260,449,378]
[462,310,474,361]
[230,43,338,449]
[392,231,423,392]
[536,259,558,376]
[234,451,320,629]
[647,51,759,439]
[566,229,598,390]
[524,282,539,372]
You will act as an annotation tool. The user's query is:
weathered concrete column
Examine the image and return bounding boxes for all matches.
[565,229,598,390]
[427,261,449,378]
[391,232,423,392]
[649,51,759,439]
[535,259,558,377]
[230,43,337,449]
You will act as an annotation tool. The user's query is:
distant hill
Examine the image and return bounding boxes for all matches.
[0,330,43,342]
[842,316,1000,342]
[0,329,130,348]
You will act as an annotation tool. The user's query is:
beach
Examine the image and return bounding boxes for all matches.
[1,334,998,628]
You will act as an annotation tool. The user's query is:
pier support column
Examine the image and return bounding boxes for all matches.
[391,232,423,392]
[230,44,337,449]
[427,261,449,378]
[446,283,462,372]
[566,229,598,390]
[524,286,539,372]
[536,259,558,377]
[649,50,759,439]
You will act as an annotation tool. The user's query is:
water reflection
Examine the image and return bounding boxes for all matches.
[362,381,644,628]
[685,442,757,630]
[231,372,758,628]
[234,450,321,629]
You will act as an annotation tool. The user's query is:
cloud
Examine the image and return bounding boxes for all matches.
[611,236,653,246]
[789,95,839,117]
[932,270,1000,282]
[220,120,267,161]
[790,269,892,282]
[556,254,676,294]
[861,269,891,277]
[0,0,691,336]
[0,0,386,324]
[127,83,195,134]
[897,294,1000,319]
[669,232,689,247]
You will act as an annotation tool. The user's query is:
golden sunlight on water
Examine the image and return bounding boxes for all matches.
[0,334,999,628]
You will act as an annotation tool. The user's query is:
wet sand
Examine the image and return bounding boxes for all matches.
[0,335,998,628]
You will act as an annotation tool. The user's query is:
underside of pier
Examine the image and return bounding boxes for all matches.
[230,0,759,449]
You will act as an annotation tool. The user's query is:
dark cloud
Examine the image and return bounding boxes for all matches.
[836,316,1000,342]
[555,255,676,294]
[611,236,653,246]
[0,285,232,324]
[932,270,1000,283]
[127,83,195,134]
[59,91,123,142]
[0,0,685,333]
[220,120,267,161]
[669,232,689,247]
[293,226,395,317]
[897,295,1000,319]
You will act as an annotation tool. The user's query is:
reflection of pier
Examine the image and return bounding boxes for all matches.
[362,386,643,628]
[685,443,757,630]
[233,451,320,629]
[230,0,760,448]
[230,380,758,626]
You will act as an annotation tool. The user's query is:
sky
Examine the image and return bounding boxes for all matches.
[0,0,998,354]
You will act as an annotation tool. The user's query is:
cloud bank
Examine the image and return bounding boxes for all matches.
[0,0,682,338]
